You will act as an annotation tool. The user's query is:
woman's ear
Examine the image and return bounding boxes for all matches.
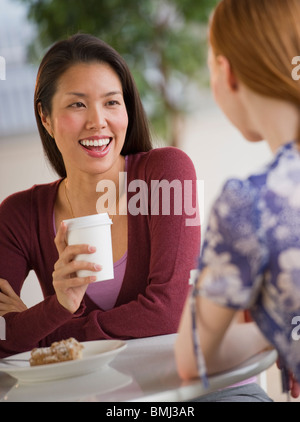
[37,102,54,138]
[216,55,239,92]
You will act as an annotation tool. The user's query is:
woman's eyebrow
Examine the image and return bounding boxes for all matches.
[103,90,123,97]
[65,92,87,97]
[65,91,123,98]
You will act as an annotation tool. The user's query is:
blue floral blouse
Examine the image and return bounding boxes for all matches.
[193,141,300,390]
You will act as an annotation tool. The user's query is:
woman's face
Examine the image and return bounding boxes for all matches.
[41,62,128,177]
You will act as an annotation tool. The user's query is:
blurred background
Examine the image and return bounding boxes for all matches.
[1,0,289,401]
[0,0,272,223]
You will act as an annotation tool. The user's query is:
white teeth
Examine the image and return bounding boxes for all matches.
[80,138,110,147]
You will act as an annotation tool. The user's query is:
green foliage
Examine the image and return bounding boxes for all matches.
[17,0,219,145]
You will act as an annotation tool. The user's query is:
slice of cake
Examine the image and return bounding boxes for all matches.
[30,337,84,366]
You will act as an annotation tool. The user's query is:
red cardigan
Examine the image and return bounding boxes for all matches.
[0,147,200,357]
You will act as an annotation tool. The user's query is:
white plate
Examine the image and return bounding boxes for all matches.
[0,339,126,383]
[2,367,132,402]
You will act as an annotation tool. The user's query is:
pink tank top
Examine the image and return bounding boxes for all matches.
[85,251,127,310]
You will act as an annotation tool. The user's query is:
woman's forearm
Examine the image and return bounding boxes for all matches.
[175,291,273,380]
[204,321,272,374]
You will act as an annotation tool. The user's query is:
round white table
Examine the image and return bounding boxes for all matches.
[0,334,277,402]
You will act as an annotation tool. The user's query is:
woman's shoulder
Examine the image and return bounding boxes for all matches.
[0,180,61,214]
[217,177,257,205]
[211,177,260,232]
[135,146,193,162]
[220,140,300,206]
[128,147,196,180]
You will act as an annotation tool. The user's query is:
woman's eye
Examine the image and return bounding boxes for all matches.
[70,102,85,108]
[106,100,119,106]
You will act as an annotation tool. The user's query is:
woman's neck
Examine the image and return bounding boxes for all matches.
[262,101,299,153]
[63,156,126,218]
[242,87,300,153]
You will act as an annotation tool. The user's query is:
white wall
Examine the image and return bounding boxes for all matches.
[0,89,272,308]
[0,132,56,307]
[0,132,56,201]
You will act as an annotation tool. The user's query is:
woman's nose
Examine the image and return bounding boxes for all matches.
[86,106,107,130]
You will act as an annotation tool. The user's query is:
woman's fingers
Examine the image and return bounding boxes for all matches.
[52,233,102,313]
[53,270,98,314]
[53,244,99,281]
[0,278,27,316]
[0,298,27,316]
[53,274,97,290]
[55,244,96,266]
[289,373,300,398]
[53,257,101,279]
[0,278,20,299]
[54,221,97,269]
[291,382,300,399]
[53,222,103,314]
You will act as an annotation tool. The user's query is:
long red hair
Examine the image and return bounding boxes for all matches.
[210,0,300,141]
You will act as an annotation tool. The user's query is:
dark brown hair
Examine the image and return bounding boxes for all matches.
[35,33,153,177]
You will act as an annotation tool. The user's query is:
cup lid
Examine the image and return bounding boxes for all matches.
[63,213,112,230]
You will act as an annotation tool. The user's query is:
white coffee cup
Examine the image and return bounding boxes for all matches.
[63,213,114,282]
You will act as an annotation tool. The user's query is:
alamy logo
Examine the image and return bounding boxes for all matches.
[291,56,300,81]
[291,316,300,341]
[95,173,204,227]
[0,56,6,80]
[0,316,6,340]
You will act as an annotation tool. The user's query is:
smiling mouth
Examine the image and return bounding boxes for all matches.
[79,138,112,152]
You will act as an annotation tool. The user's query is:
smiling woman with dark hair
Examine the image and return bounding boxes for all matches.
[0,34,200,357]
[34,34,153,178]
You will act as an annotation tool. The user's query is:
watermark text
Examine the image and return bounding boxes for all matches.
[291,316,300,341]
[0,56,6,81]
[96,173,203,226]
[291,56,300,81]
[0,316,6,340]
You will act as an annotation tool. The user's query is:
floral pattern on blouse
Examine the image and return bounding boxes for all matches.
[195,141,300,386]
